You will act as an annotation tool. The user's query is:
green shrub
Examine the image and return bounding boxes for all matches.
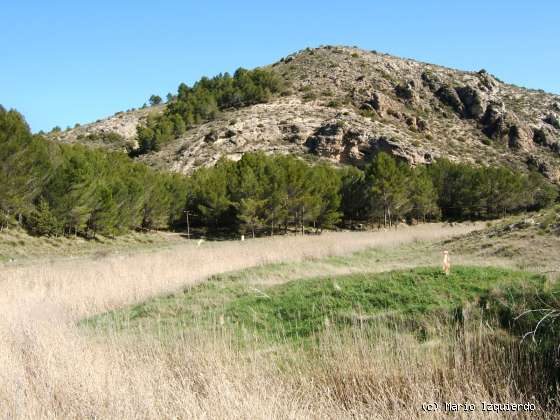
[26,199,61,236]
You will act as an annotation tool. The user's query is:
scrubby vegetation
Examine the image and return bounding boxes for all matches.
[74,131,132,152]
[135,68,286,154]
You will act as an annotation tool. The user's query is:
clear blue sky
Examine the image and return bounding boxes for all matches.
[2,1,559,132]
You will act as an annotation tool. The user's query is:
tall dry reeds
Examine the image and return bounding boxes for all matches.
[6,223,549,419]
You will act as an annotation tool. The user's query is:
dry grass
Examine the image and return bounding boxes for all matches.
[1,224,482,320]
[2,223,552,419]
[448,208,560,277]
[0,229,188,266]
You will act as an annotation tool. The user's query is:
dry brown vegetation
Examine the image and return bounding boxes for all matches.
[0,229,187,266]
[1,223,556,419]
[448,208,560,276]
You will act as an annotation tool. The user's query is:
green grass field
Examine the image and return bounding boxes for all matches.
[86,265,554,345]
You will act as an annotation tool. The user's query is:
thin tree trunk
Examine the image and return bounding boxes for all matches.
[301,206,305,236]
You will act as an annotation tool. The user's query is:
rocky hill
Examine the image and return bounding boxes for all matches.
[50,46,560,181]
[49,104,165,151]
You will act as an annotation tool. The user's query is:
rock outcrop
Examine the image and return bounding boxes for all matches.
[544,114,560,130]
[435,85,464,114]
[455,86,485,119]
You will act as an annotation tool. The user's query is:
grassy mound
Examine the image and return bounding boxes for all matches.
[222,266,547,337]
[86,266,553,342]
[84,264,560,407]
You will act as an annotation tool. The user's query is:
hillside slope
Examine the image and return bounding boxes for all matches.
[48,104,165,151]
[52,46,560,181]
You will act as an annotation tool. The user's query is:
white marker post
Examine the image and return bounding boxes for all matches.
[443,250,450,276]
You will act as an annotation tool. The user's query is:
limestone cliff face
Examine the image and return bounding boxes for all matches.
[53,46,560,182]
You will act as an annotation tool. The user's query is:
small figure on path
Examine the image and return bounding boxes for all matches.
[442,250,451,276]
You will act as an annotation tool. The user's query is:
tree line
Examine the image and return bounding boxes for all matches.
[135,68,286,155]
[340,154,557,226]
[186,153,342,237]
[1,106,557,238]
[185,152,557,235]
[0,106,187,237]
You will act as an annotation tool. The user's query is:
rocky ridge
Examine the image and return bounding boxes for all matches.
[51,46,560,182]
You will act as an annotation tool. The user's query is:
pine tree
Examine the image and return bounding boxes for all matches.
[263,158,288,236]
[136,126,155,154]
[0,107,53,222]
[526,171,558,210]
[340,166,368,226]
[408,166,439,222]
[149,95,162,106]
[308,164,342,231]
[27,198,60,236]
[86,184,119,237]
[188,160,234,229]
[171,114,186,137]
[237,197,267,238]
[365,153,411,227]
